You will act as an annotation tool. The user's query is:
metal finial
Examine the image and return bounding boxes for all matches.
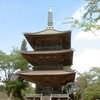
[48,5,53,28]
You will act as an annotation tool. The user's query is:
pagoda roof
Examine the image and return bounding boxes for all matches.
[19,70,75,85]
[19,70,74,75]
[21,49,73,55]
[21,49,73,66]
[24,28,71,36]
[23,28,71,50]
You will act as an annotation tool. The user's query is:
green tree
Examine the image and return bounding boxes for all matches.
[64,0,100,32]
[0,39,30,99]
[5,41,29,99]
[75,72,89,100]
[0,51,8,80]
[0,49,19,81]
[75,67,100,100]
[89,67,100,84]
[6,77,28,100]
[19,39,30,71]
[0,48,29,99]
[84,85,100,100]
[20,39,27,51]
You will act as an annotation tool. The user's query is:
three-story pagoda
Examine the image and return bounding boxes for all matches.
[19,6,75,100]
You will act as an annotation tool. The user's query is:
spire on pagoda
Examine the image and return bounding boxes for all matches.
[48,5,53,29]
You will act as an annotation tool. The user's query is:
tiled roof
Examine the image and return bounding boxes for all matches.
[19,70,76,84]
[24,28,71,35]
[21,49,73,54]
[19,70,75,76]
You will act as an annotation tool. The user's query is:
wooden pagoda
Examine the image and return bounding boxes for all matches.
[19,6,75,100]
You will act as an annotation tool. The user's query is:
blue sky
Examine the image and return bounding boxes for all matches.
[0,0,100,73]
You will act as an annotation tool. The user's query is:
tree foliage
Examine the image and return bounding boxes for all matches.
[5,77,28,100]
[20,39,27,51]
[0,39,32,99]
[84,85,100,100]
[0,49,20,81]
[64,0,100,32]
[74,67,100,100]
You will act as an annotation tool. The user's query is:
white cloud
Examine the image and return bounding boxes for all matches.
[75,30,100,40]
[73,6,100,40]
[72,49,100,73]
[97,20,100,25]
[73,6,85,20]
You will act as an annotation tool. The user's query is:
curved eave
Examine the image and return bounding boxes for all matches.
[21,49,74,66]
[24,29,71,49]
[24,29,71,36]
[21,49,73,54]
[19,70,76,84]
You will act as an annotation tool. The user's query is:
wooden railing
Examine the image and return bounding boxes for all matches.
[51,94,69,97]
[26,93,42,97]
[25,93,70,100]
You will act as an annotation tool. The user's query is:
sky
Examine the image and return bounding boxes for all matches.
[0,0,100,73]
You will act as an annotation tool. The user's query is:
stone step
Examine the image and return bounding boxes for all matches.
[42,96,50,100]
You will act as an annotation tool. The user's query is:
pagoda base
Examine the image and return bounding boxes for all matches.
[25,93,70,100]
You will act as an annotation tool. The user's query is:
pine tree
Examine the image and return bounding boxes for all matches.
[20,39,27,51]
